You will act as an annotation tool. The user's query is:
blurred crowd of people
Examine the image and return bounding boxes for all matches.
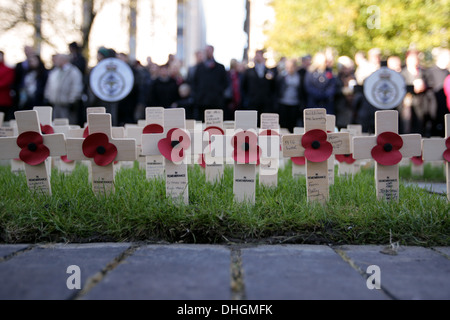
[1,43,450,137]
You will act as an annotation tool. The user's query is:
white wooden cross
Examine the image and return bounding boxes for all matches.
[0,110,66,195]
[326,114,337,186]
[282,108,350,203]
[259,113,280,187]
[141,107,165,179]
[33,106,55,174]
[210,111,259,203]
[291,127,305,178]
[53,121,80,174]
[353,110,422,200]
[337,126,362,176]
[3,119,24,174]
[203,109,224,183]
[66,112,136,194]
[422,114,450,200]
[0,112,14,138]
[143,108,190,203]
[162,108,190,203]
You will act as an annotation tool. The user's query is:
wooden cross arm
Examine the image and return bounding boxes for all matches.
[141,133,165,156]
[66,138,136,161]
[328,132,350,155]
[422,138,446,161]
[0,137,20,158]
[282,134,304,157]
[0,134,66,159]
[353,134,422,159]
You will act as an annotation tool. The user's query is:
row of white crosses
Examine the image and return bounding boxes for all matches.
[0,107,448,203]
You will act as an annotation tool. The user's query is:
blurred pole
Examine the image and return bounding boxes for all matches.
[129,0,137,61]
[33,0,42,55]
[243,0,250,62]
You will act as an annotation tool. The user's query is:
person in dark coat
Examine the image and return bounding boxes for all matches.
[16,53,48,110]
[241,50,277,118]
[425,48,450,137]
[276,58,302,133]
[304,52,336,114]
[192,45,227,122]
[401,49,436,136]
[149,63,180,108]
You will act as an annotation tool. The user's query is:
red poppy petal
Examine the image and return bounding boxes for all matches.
[93,143,117,166]
[40,124,54,135]
[204,126,224,135]
[82,133,110,158]
[335,154,356,164]
[19,144,49,165]
[291,156,305,165]
[83,126,89,138]
[377,132,403,150]
[232,131,260,164]
[143,124,164,134]
[304,140,333,162]
[443,149,450,163]
[371,145,403,165]
[446,137,450,149]
[259,129,279,136]
[158,137,176,161]
[17,131,43,149]
[198,154,206,168]
[61,155,74,163]
[411,156,424,166]
[301,129,327,149]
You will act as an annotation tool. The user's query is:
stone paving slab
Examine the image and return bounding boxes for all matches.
[339,245,450,300]
[405,182,447,194]
[83,244,231,300]
[0,243,131,300]
[0,244,30,259]
[434,247,450,258]
[241,245,388,300]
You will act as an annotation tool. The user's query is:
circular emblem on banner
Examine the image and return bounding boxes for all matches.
[90,58,134,102]
[363,67,406,110]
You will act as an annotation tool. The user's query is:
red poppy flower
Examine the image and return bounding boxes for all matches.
[16,131,50,165]
[204,126,224,143]
[198,126,224,168]
[291,156,306,165]
[301,129,333,163]
[60,155,74,163]
[82,132,118,166]
[40,124,54,135]
[371,132,403,166]
[232,130,261,164]
[443,137,450,162]
[143,123,164,134]
[410,155,423,166]
[335,153,356,164]
[158,128,191,162]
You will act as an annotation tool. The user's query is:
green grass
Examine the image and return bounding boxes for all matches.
[0,162,448,246]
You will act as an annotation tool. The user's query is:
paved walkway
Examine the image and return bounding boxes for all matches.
[0,243,449,300]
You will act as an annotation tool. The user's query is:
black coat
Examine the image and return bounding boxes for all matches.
[193,60,227,108]
[241,66,277,112]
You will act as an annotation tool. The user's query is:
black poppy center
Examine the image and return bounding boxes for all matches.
[96,146,106,155]
[171,140,180,148]
[27,143,37,152]
[311,140,321,150]
[242,142,250,151]
[344,154,351,157]
[383,143,393,152]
